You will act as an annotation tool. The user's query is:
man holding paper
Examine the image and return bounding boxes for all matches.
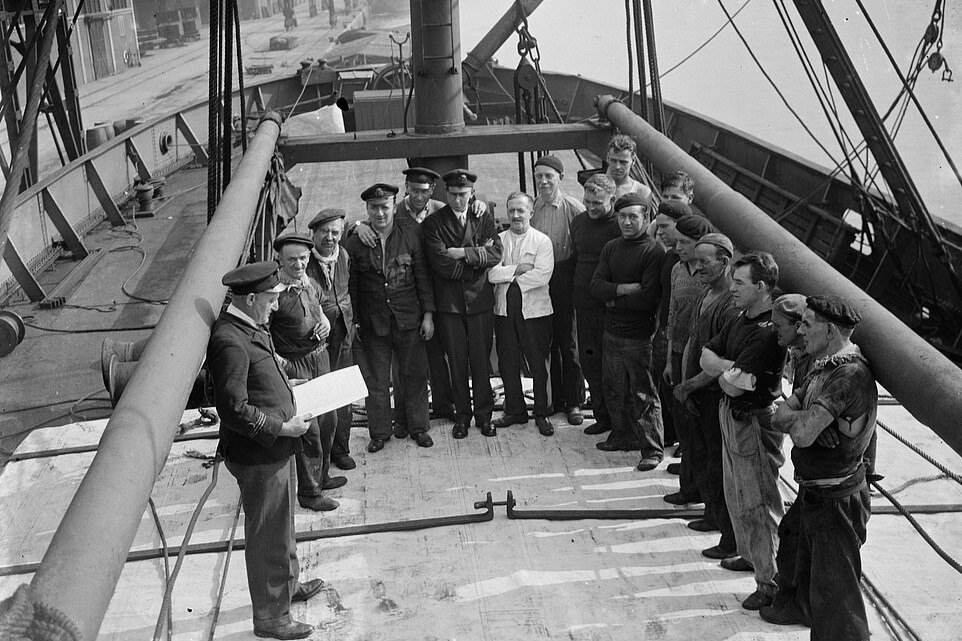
[207,261,326,640]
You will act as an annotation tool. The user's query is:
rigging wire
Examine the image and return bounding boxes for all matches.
[658,0,754,80]
[624,0,634,111]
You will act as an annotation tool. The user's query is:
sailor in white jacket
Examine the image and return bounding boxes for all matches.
[488,191,556,435]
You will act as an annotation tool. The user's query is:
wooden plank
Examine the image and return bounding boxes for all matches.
[41,188,89,258]
[279,124,611,166]
[84,159,126,226]
[39,247,105,308]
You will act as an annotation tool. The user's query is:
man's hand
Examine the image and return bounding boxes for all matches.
[355,221,378,248]
[279,414,311,437]
[445,247,467,260]
[615,282,642,296]
[815,426,841,448]
[514,261,534,277]
[469,199,487,216]
[312,317,331,342]
[289,378,308,386]
[663,360,674,386]
[420,313,435,341]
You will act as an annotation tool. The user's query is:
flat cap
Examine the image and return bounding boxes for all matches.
[613,191,651,212]
[402,166,440,185]
[272,231,314,252]
[806,295,861,328]
[773,294,807,321]
[674,214,713,240]
[442,169,477,188]
[308,208,346,230]
[533,154,564,175]
[696,232,734,257]
[222,261,285,295]
[360,183,399,201]
[657,200,692,220]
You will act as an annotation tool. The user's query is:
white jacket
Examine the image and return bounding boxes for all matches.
[488,227,554,319]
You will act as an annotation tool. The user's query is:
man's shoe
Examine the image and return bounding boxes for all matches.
[687,519,719,532]
[393,423,410,439]
[479,421,496,437]
[565,406,584,425]
[254,620,313,640]
[664,491,701,506]
[583,421,611,435]
[701,544,737,560]
[298,495,339,511]
[291,578,325,602]
[666,462,681,475]
[636,456,662,472]
[452,422,469,439]
[412,432,434,448]
[536,416,554,436]
[742,590,773,611]
[333,454,356,470]
[367,438,386,453]
[721,556,754,572]
[759,604,806,626]
[323,475,347,490]
[493,413,528,428]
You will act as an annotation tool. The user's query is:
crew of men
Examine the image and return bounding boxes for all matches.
[206,134,878,640]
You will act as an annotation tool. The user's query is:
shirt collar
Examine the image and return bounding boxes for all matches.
[312,245,339,265]
[812,343,863,372]
[226,303,260,329]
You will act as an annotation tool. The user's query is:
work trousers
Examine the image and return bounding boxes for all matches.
[548,260,585,411]
[496,282,552,417]
[224,456,298,626]
[575,307,610,428]
[394,333,454,423]
[602,332,663,458]
[775,484,871,641]
[285,347,335,498]
[652,326,675,444]
[719,398,785,596]
[670,351,698,499]
[687,388,736,551]
[437,310,494,425]
[358,319,429,440]
[326,314,353,460]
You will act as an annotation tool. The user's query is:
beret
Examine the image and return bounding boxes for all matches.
[402,166,440,184]
[222,261,284,295]
[308,208,346,229]
[674,214,713,240]
[657,200,692,220]
[533,154,564,175]
[360,183,399,201]
[696,232,734,257]
[442,169,477,188]
[773,294,807,321]
[272,231,314,252]
[613,191,651,211]
[806,295,861,328]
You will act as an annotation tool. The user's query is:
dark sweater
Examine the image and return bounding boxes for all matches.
[569,211,622,310]
[589,233,666,339]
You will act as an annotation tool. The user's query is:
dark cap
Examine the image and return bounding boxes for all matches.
[272,231,314,253]
[657,200,692,220]
[806,295,861,328]
[695,232,734,257]
[360,183,399,201]
[308,208,346,230]
[674,214,713,240]
[773,294,807,322]
[442,169,477,188]
[402,166,441,185]
[533,154,564,175]
[613,191,651,212]
[222,261,285,295]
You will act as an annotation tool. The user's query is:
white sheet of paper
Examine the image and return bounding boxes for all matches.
[293,365,368,419]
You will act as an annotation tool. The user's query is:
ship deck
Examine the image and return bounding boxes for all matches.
[2,158,962,640]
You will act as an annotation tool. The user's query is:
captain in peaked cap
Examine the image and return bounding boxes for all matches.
[421,167,503,439]
[360,183,399,202]
[208,261,327,638]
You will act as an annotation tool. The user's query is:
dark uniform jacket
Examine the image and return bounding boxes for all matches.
[421,205,503,315]
[307,248,353,340]
[395,197,445,230]
[208,310,297,465]
[345,223,436,336]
